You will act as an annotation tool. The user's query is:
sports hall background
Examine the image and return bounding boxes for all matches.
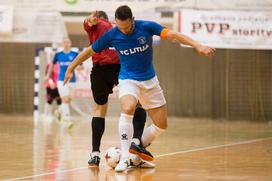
[2,41,271,120]
[0,1,272,181]
[0,1,272,120]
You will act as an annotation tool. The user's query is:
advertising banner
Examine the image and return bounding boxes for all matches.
[0,5,13,35]
[175,9,272,50]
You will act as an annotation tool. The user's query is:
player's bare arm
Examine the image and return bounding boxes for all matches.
[44,63,54,83]
[64,46,95,85]
[165,30,216,57]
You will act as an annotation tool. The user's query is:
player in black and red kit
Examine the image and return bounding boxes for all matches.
[84,11,153,168]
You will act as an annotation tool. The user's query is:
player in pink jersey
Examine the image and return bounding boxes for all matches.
[44,61,62,118]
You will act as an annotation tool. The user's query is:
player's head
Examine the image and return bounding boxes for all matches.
[63,38,71,50]
[115,5,134,35]
[97,11,108,20]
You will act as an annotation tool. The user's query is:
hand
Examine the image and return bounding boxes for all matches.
[195,44,216,57]
[44,75,50,84]
[48,79,56,89]
[64,68,73,85]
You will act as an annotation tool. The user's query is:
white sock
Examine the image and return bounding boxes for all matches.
[61,103,71,122]
[57,105,62,113]
[119,113,133,160]
[141,124,165,147]
[44,103,52,116]
[91,151,100,157]
[132,138,140,145]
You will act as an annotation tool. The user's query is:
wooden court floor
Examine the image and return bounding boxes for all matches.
[0,115,272,181]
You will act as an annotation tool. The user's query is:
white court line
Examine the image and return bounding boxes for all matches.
[155,136,272,158]
[3,167,88,181]
[3,136,272,181]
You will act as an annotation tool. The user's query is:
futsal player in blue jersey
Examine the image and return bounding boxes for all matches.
[46,38,78,130]
[64,5,215,171]
[84,11,153,169]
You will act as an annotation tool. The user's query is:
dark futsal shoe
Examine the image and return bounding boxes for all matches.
[129,142,154,161]
[88,155,100,167]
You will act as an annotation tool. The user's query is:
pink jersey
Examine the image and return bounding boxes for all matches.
[45,61,59,88]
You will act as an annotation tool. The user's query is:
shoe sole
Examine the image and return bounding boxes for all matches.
[115,169,126,172]
[129,149,154,161]
[138,161,156,168]
[88,163,99,167]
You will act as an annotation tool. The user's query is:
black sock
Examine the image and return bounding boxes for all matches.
[92,117,105,152]
[132,107,146,145]
[56,98,62,105]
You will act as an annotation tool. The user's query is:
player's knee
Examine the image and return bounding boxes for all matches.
[94,95,108,105]
[94,105,107,117]
[122,105,135,115]
[62,97,70,103]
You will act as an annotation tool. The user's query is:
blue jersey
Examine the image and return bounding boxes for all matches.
[53,50,78,82]
[92,20,164,81]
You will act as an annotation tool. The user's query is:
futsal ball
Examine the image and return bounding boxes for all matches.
[129,153,142,166]
[105,147,121,168]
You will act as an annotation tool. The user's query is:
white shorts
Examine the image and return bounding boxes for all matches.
[57,81,76,98]
[118,76,166,110]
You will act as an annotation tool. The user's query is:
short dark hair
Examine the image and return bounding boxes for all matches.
[97,11,108,20]
[115,5,133,20]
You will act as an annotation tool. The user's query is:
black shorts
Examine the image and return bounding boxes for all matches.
[91,63,120,105]
[46,87,60,101]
